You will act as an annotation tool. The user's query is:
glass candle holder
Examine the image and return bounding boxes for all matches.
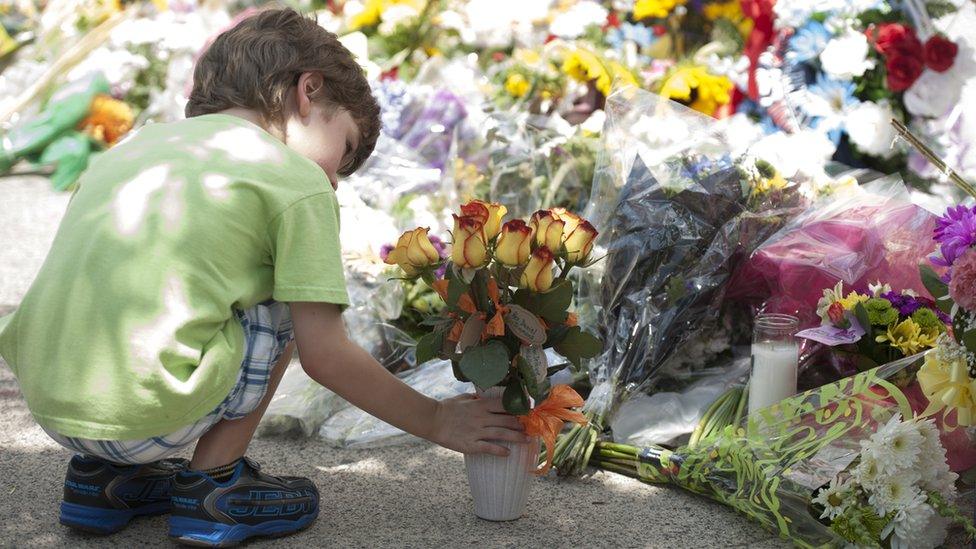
[749,313,799,415]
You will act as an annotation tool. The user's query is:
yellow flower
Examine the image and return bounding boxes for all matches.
[918,351,976,427]
[385,227,442,276]
[461,200,507,240]
[78,94,134,146]
[660,66,733,115]
[350,0,384,29]
[634,0,686,20]
[838,291,869,311]
[513,48,542,67]
[875,318,938,356]
[562,48,634,96]
[563,220,598,264]
[505,73,531,98]
[530,210,565,253]
[451,214,489,269]
[495,219,534,266]
[520,246,556,292]
[753,171,787,195]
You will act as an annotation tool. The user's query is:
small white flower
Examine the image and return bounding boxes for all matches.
[868,280,893,297]
[378,4,421,35]
[813,476,853,519]
[819,31,874,80]
[864,415,923,476]
[868,474,920,516]
[846,101,898,159]
[890,497,949,549]
[852,454,882,490]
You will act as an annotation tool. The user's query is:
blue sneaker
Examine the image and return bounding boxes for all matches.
[168,457,319,547]
[60,454,188,534]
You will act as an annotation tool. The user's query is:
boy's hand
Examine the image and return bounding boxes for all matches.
[429,394,531,457]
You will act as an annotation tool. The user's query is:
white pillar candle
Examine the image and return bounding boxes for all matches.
[748,341,798,414]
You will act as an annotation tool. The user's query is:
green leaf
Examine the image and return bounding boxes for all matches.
[962,329,976,352]
[451,359,469,383]
[447,275,469,309]
[545,323,570,347]
[854,303,873,340]
[516,355,542,400]
[920,264,949,300]
[503,378,531,415]
[554,327,603,367]
[926,0,957,18]
[514,281,573,323]
[415,331,443,365]
[459,340,511,390]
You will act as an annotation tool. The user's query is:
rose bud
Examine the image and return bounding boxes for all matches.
[495,219,534,266]
[520,246,556,292]
[463,199,508,239]
[564,220,598,264]
[530,209,565,252]
[384,227,442,276]
[451,214,489,269]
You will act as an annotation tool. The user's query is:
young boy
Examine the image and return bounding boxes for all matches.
[0,8,527,546]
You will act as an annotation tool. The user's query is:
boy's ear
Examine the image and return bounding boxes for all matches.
[295,72,325,118]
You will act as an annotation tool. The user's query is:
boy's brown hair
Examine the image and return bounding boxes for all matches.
[186,7,380,176]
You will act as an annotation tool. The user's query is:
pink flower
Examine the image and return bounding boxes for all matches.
[948,248,976,311]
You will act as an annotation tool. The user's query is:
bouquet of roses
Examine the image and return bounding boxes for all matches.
[797,280,949,374]
[383,199,603,472]
[589,357,975,548]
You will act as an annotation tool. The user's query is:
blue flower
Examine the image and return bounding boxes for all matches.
[799,74,859,144]
[788,21,831,64]
[607,22,654,50]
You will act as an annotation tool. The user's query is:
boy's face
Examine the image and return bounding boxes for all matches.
[283,72,361,189]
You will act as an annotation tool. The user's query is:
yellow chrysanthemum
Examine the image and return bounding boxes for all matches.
[563,47,638,96]
[918,350,975,427]
[753,172,787,195]
[634,0,686,20]
[504,73,531,98]
[875,318,938,357]
[659,66,733,115]
[78,94,134,146]
[838,291,869,311]
[513,48,542,67]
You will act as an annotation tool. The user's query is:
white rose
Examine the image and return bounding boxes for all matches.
[846,101,898,158]
[378,4,420,35]
[819,31,874,79]
[905,69,964,118]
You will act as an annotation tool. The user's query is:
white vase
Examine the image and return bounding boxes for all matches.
[463,386,540,521]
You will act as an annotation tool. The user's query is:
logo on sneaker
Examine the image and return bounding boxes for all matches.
[119,479,171,503]
[172,496,200,510]
[65,479,101,497]
[223,489,315,518]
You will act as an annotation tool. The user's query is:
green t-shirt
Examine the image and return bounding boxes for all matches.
[0,114,348,439]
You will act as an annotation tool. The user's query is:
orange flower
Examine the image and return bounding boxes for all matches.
[520,246,555,292]
[518,385,588,475]
[495,219,534,266]
[451,214,489,269]
[462,200,507,239]
[564,220,598,264]
[78,94,134,146]
[484,277,509,338]
[384,227,442,276]
[530,210,565,252]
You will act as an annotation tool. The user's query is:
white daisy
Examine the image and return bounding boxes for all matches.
[852,454,882,491]
[868,474,920,516]
[813,476,853,520]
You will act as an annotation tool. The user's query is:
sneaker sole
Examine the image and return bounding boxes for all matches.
[60,501,170,534]
[168,510,319,547]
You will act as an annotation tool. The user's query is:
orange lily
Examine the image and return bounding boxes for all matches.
[518,385,588,475]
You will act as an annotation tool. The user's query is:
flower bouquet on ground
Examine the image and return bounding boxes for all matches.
[551,88,809,476]
[384,199,603,521]
[590,357,976,548]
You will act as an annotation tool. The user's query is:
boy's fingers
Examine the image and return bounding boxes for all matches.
[484,415,524,431]
[474,441,510,457]
[482,428,531,445]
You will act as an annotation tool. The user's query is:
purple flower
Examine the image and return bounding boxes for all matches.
[881,291,951,324]
[428,235,448,258]
[379,243,394,262]
[932,205,976,268]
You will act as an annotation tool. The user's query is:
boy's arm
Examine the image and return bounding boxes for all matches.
[290,302,528,456]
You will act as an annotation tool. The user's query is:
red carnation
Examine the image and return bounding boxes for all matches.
[828,302,848,328]
[870,23,923,58]
[886,54,924,92]
[924,34,958,72]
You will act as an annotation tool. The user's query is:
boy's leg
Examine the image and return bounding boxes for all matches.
[189,341,295,470]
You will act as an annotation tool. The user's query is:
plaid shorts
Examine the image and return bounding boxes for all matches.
[42,300,294,465]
